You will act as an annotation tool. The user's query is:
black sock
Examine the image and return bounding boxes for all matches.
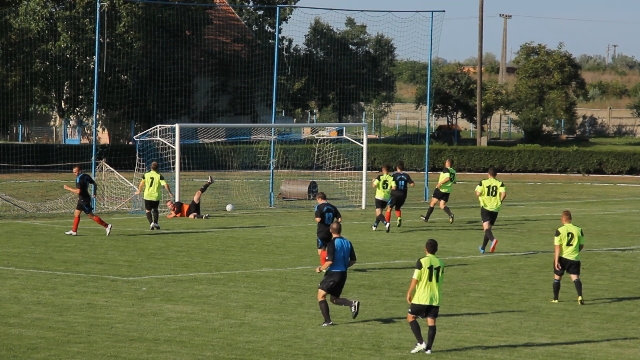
[195,214,205,219]
[424,206,435,220]
[481,234,490,250]
[409,320,424,344]
[426,325,437,351]
[484,228,495,241]
[333,298,352,306]
[553,279,561,300]
[376,214,386,224]
[573,278,583,297]
[200,182,211,193]
[318,300,331,323]
[443,206,453,217]
[146,212,153,224]
[152,209,159,224]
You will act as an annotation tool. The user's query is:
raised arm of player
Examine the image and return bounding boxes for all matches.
[63,184,80,195]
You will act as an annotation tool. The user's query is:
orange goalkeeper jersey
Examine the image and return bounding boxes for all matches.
[167,201,189,218]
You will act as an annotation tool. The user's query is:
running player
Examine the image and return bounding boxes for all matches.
[372,164,396,233]
[388,161,415,227]
[314,192,342,266]
[421,158,456,224]
[63,165,112,236]
[475,166,506,253]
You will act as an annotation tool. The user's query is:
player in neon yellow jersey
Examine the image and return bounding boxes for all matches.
[475,166,506,253]
[371,164,396,233]
[421,158,456,224]
[552,210,585,305]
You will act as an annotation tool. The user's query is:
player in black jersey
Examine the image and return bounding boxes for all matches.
[314,192,342,265]
[387,161,415,227]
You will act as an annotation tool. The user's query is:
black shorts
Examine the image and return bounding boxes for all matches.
[186,200,200,216]
[388,193,407,210]
[375,198,390,209]
[554,257,581,276]
[480,207,499,225]
[432,189,450,202]
[317,230,332,249]
[76,198,93,214]
[318,270,348,298]
[408,304,440,319]
[144,200,160,211]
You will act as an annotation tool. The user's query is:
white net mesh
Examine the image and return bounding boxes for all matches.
[133,124,366,212]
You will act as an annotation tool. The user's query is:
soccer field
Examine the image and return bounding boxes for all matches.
[1,173,639,359]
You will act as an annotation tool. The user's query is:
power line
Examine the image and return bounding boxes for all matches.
[510,14,640,25]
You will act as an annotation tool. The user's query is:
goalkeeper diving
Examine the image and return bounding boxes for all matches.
[166,176,213,219]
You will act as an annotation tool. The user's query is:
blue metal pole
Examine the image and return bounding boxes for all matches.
[18,123,22,143]
[423,12,435,201]
[91,0,101,209]
[268,6,282,208]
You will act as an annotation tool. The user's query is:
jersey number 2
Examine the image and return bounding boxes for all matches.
[566,232,575,246]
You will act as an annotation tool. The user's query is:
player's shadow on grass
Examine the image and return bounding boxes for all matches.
[352,264,468,273]
[438,337,638,353]
[589,296,640,304]
[347,310,521,326]
[399,227,478,234]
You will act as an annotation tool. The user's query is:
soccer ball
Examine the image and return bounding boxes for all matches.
[225,204,235,212]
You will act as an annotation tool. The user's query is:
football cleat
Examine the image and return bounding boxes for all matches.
[372,225,377,231]
[551,300,559,303]
[65,230,77,236]
[410,342,427,354]
[351,301,360,319]
[426,350,432,354]
[479,246,485,254]
[150,223,155,230]
[106,224,112,236]
[203,214,209,219]
[449,214,455,224]
[397,217,402,227]
[153,223,161,230]
[420,215,428,223]
[385,222,391,233]
[578,296,584,305]
[207,175,213,184]
[489,239,498,253]
[321,321,334,327]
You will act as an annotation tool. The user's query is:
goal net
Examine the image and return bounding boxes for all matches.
[133,123,367,211]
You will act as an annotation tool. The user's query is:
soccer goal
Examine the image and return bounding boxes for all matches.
[133,123,368,210]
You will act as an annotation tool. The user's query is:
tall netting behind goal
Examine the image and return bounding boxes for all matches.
[134,123,367,211]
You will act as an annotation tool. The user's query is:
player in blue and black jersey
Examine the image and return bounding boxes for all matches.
[387,161,415,227]
[63,165,112,236]
[315,222,359,326]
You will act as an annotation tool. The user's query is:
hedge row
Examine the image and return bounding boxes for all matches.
[2,143,639,175]
[371,145,640,175]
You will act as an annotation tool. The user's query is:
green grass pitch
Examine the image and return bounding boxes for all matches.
[1,173,639,359]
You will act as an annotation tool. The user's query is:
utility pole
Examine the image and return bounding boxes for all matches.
[498,14,512,84]
[606,44,610,64]
[477,0,484,146]
[612,44,618,60]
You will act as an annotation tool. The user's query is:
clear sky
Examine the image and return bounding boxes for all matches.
[296,0,640,62]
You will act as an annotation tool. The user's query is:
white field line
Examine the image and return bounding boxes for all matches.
[1,246,639,281]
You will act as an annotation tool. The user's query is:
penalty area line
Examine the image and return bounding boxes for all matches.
[1,246,639,281]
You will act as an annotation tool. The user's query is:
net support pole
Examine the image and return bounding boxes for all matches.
[362,122,368,209]
[423,12,435,201]
[268,5,282,208]
[175,124,181,202]
[91,0,101,209]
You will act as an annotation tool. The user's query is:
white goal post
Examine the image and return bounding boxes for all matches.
[133,123,368,211]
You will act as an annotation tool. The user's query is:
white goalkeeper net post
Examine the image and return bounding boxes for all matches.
[134,122,367,212]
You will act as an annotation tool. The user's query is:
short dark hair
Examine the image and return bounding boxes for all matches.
[426,239,438,254]
[73,165,82,171]
[330,221,342,235]
[316,192,327,200]
[488,166,497,177]
[151,161,159,171]
[446,158,454,166]
[382,164,392,172]
[396,161,405,171]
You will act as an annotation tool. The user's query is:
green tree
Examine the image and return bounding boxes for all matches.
[286,16,397,122]
[628,97,640,118]
[509,42,586,143]
[462,79,510,134]
[415,63,474,128]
